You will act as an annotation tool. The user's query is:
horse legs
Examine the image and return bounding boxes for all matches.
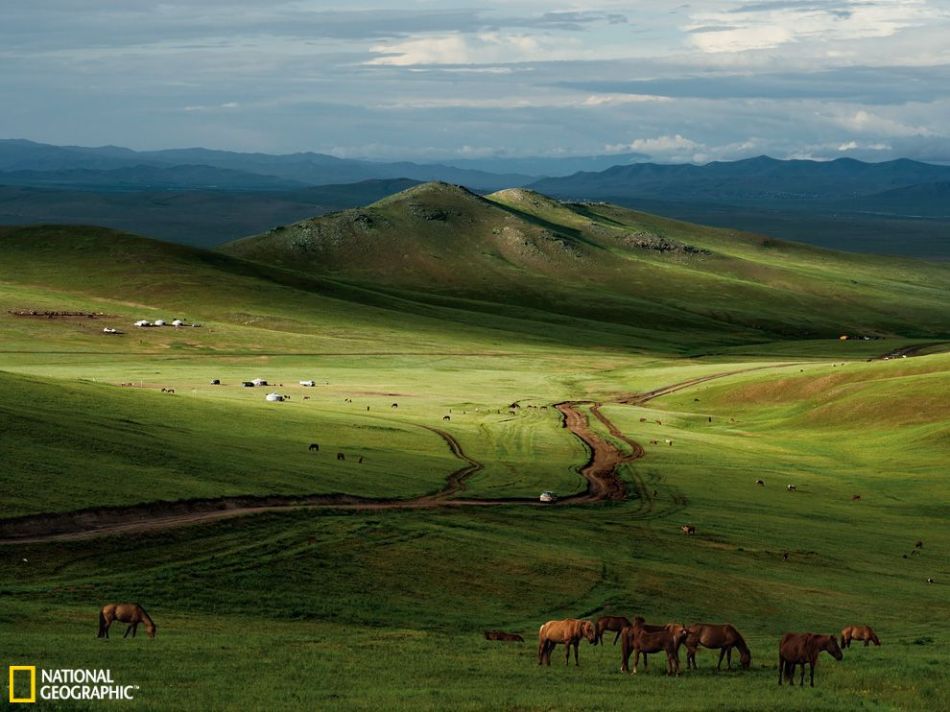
[717,648,726,670]
[799,662,806,687]
[686,646,696,670]
[726,647,733,669]
[123,625,133,639]
[864,639,870,647]
[537,639,548,666]
[778,655,783,685]
[809,662,815,687]
[573,640,580,667]
[613,629,622,645]
[131,623,138,638]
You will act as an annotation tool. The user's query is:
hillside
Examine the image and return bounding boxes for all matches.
[222,183,950,344]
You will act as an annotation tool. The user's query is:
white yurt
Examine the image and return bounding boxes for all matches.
[299,380,316,387]
[154,319,166,326]
[252,378,268,386]
[172,319,184,327]
[134,320,150,327]
[265,392,284,402]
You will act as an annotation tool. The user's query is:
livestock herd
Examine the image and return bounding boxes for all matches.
[527,616,881,687]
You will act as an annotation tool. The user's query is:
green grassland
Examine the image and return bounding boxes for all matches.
[0,188,948,710]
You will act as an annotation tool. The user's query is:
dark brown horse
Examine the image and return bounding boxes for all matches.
[840,625,881,648]
[594,615,631,645]
[537,619,597,666]
[685,623,752,670]
[620,618,688,675]
[98,603,156,639]
[484,630,524,642]
[778,633,842,687]
[308,443,319,452]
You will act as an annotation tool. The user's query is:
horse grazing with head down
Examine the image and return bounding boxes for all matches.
[595,616,631,645]
[537,619,596,666]
[98,603,156,639]
[685,623,751,670]
[778,632,842,687]
[620,617,688,675]
[840,625,880,648]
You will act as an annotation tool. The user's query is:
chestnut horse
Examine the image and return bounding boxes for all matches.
[595,615,631,645]
[537,619,596,666]
[778,633,842,687]
[685,623,752,670]
[98,603,156,639]
[840,625,881,648]
[620,618,688,675]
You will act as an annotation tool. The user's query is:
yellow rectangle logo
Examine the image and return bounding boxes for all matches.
[8,666,36,704]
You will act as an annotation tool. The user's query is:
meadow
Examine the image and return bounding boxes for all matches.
[0,201,948,709]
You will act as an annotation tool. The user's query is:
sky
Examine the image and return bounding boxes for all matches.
[3,0,950,163]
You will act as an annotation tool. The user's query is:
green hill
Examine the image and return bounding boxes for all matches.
[222,183,950,344]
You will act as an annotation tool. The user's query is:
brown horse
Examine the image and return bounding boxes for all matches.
[778,633,843,687]
[840,625,880,648]
[685,623,752,670]
[537,619,597,666]
[484,630,524,642]
[620,618,688,675]
[595,615,631,645]
[98,603,156,639]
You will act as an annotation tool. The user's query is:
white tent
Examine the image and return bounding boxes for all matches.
[134,320,150,327]
[172,319,184,327]
[299,380,316,387]
[154,319,166,326]
[252,378,268,386]
[265,392,284,402]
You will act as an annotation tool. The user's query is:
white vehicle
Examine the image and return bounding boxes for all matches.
[102,327,118,334]
[265,392,284,402]
[539,491,558,503]
[299,380,316,387]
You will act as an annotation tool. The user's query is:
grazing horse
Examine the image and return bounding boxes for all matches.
[915,540,924,549]
[755,479,765,486]
[665,439,673,446]
[778,633,843,687]
[391,403,398,409]
[786,484,797,492]
[594,616,631,645]
[537,619,597,666]
[685,624,752,670]
[639,417,647,423]
[484,630,524,642]
[443,415,451,421]
[681,525,695,535]
[308,443,319,452]
[851,494,861,501]
[336,453,345,461]
[840,625,880,648]
[620,618,688,675]
[358,456,364,464]
[98,603,156,639]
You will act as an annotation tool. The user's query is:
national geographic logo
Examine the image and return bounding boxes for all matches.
[6,666,139,704]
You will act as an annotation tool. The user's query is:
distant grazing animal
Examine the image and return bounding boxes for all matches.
[755,479,765,486]
[650,440,659,445]
[665,439,673,446]
[783,552,789,561]
[594,616,631,645]
[537,619,596,666]
[778,633,843,687]
[443,415,451,421]
[391,403,398,409]
[639,417,647,423]
[620,617,688,675]
[708,417,712,423]
[167,389,175,394]
[927,577,935,584]
[681,525,695,535]
[365,406,369,410]
[840,625,880,648]
[336,453,345,461]
[508,410,517,416]
[98,603,156,639]
[303,396,310,401]
[685,624,751,671]
[851,495,861,501]
[484,630,524,642]
[656,420,662,425]
[786,484,797,492]
[308,443,319,452]
[358,456,364,464]
[915,540,924,549]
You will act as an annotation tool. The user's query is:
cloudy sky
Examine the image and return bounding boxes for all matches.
[3,0,950,163]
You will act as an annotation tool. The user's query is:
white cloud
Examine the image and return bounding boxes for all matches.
[605,134,703,155]
[828,109,935,137]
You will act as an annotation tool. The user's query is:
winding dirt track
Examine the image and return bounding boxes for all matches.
[0,369,771,545]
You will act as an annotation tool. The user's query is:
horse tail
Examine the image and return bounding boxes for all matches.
[98,609,107,638]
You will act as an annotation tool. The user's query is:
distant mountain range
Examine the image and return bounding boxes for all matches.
[0,139,532,191]
[529,155,950,206]
[1,140,947,258]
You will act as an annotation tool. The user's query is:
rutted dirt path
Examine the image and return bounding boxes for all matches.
[0,369,770,544]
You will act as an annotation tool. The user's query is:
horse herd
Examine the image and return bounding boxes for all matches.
[527,616,881,687]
